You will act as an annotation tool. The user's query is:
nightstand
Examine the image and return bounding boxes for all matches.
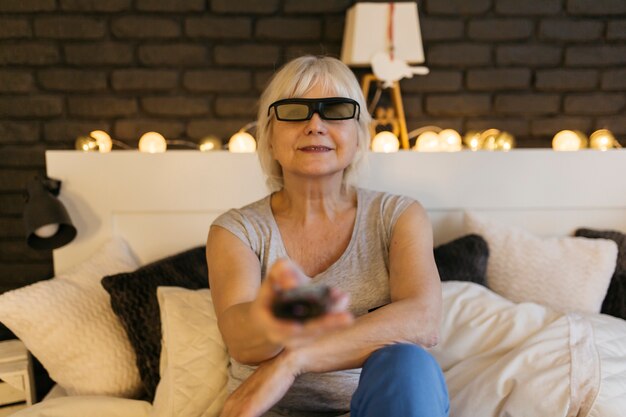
[0,340,35,415]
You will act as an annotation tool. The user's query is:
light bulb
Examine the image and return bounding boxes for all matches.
[34,223,60,238]
[480,129,501,151]
[139,132,167,153]
[438,129,462,152]
[463,131,482,151]
[414,131,441,152]
[89,130,112,153]
[199,136,222,152]
[552,130,587,151]
[589,129,616,151]
[75,135,98,152]
[495,132,515,151]
[371,131,400,153]
[228,131,256,153]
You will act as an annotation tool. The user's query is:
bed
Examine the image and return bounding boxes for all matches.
[1,149,625,417]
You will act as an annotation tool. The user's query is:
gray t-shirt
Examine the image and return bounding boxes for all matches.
[211,187,414,416]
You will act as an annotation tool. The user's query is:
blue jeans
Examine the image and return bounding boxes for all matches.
[351,344,449,417]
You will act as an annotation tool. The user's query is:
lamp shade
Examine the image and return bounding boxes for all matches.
[341,2,425,66]
[23,177,76,250]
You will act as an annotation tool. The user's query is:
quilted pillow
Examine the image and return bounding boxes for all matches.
[0,238,143,397]
[101,246,208,400]
[434,234,488,286]
[151,287,228,417]
[464,212,618,313]
[575,228,626,320]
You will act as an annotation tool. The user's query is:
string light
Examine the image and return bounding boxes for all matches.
[463,131,482,151]
[139,132,167,153]
[228,122,257,153]
[589,129,622,151]
[199,136,223,152]
[552,130,587,151]
[414,131,440,152]
[89,130,113,153]
[410,126,463,152]
[371,131,400,153]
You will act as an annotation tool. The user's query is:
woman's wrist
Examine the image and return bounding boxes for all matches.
[280,346,310,377]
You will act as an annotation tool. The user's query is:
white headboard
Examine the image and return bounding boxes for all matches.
[47,150,626,275]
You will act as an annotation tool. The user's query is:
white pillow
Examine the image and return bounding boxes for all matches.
[464,212,618,313]
[10,396,151,417]
[151,287,229,417]
[0,237,143,397]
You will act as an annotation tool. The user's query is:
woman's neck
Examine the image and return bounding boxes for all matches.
[272,176,355,225]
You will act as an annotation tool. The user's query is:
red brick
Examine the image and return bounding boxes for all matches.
[0,96,62,118]
[34,17,105,39]
[0,42,59,65]
[65,42,133,65]
[68,97,137,118]
[112,16,180,39]
[0,18,32,39]
[139,44,209,66]
[0,71,34,92]
[142,96,209,117]
[186,17,251,39]
[0,122,40,144]
[184,70,251,92]
[426,94,491,116]
[38,69,107,92]
[112,69,178,91]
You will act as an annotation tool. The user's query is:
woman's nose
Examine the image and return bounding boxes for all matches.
[304,113,328,135]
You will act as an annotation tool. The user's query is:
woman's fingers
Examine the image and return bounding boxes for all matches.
[254,258,354,346]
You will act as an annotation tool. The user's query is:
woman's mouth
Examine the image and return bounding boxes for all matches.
[298,146,333,152]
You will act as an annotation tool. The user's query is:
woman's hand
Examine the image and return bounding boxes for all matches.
[250,258,353,349]
[219,351,301,417]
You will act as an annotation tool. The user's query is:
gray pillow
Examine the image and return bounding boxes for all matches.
[101,246,208,401]
[434,234,489,286]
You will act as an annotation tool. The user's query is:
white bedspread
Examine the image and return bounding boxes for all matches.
[11,281,626,417]
[431,281,626,417]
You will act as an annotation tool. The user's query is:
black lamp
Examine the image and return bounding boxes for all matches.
[23,176,77,250]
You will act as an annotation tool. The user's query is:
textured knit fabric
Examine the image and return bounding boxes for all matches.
[102,246,208,400]
[211,187,415,415]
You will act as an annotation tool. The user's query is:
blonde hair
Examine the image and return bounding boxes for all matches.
[256,55,371,191]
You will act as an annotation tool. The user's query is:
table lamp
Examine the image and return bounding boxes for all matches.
[341,2,429,149]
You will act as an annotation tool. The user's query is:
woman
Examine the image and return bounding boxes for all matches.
[207,55,449,417]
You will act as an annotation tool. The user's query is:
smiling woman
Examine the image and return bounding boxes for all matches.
[206,55,448,417]
[255,55,372,192]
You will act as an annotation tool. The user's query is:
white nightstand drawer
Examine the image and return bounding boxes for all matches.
[0,378,26,405]
[0,341,35,407]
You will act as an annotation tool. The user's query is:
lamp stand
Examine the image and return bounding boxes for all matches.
[361,74,410,150]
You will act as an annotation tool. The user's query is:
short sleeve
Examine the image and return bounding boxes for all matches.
[211,209,260,255]
[381,193,416,244]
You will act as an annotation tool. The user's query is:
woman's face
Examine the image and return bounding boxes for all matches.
[269,84,359,183]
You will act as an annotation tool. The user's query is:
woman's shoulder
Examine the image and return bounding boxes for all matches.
[211,195,272,228]
[356,187,418,209]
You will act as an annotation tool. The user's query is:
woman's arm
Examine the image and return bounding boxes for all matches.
[207,225,283,364]
[207,225,354,365]
[288,201,442,374]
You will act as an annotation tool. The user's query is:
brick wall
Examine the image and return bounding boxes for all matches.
[1,0,626,309]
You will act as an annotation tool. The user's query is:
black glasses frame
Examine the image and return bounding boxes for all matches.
[268,97,360,121]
